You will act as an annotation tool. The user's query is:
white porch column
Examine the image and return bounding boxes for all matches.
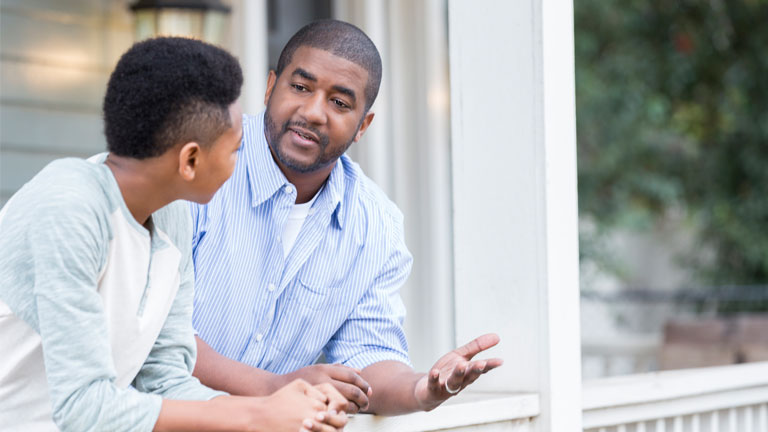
[447,1,582,431]
[229,0,268,115]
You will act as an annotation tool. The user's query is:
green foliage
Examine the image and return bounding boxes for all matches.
[575,0,768,285]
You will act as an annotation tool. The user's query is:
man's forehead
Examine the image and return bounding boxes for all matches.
[286,46,369,86]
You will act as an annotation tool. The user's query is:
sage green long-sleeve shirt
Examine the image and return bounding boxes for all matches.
[0,155,224,431]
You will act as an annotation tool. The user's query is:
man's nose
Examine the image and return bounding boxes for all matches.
[298,92,327,125]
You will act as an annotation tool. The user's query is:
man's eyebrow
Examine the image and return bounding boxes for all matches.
[291,68,316,81]
[291,67,357,104]
[331,85,356,103]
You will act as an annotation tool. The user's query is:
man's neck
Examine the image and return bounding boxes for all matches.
[105,153,177,225]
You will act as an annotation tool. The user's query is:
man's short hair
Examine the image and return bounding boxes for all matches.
[276,19,382,112]
[103,37,243,159]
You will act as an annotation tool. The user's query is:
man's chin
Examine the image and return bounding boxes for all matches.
[275,145,323,173]
[278,154,322,174]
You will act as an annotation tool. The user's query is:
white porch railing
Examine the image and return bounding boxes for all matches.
[347,363,768,431]
[346,392,540,432]
[582,335,660,379]
[583,362,768,432]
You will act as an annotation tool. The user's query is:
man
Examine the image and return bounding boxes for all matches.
[191,20,503,415]
[0,37,346,432]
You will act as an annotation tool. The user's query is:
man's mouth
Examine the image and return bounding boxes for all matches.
[288,127,319,144]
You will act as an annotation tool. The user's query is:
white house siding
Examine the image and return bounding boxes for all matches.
[0,0,133,207]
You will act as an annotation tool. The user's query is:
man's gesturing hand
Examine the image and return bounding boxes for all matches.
[414,333,503,411]
[281,364,372,413]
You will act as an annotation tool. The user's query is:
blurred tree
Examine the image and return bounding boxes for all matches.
[575,0,768,285]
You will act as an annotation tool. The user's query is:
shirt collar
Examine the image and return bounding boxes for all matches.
[244,112,346,229]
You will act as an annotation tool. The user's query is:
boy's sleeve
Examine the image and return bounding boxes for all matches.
[132,247,227,401]
[24,191,163,431]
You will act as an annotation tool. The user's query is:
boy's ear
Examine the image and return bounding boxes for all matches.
[178,142,202,181]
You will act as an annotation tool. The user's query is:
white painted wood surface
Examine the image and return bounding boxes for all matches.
[447,0,581,430]
[583,362,768,431]
[346,392,539,432]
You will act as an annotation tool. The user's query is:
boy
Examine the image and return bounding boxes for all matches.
[0,37,346,432]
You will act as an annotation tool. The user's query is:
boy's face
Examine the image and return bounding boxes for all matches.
[190,102,243,203]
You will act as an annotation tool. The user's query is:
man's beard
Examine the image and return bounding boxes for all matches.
[264,108,358,174]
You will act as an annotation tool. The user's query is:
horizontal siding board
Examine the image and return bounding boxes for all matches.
[0,11,132,70]
[0,0,136,203]
[1,59,108,109]
[1,105,106,154]
[1,0,106,17]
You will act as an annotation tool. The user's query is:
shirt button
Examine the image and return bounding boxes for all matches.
[268,283,276,292]
[284,185,294,194]
[255,333,263,342]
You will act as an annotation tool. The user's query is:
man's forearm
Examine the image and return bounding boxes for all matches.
[361,360,425,415]
[193,336,280,396]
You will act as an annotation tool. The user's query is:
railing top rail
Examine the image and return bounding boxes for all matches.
[583,361,768,410]
[347,392,540,432]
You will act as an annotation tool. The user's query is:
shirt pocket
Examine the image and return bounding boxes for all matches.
[290,277,337,310]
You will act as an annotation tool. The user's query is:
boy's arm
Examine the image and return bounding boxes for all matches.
[132,249,225,401]
[26,196,164,431]
[24,196,344,432]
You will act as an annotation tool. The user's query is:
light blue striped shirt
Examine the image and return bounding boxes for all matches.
[190,112,412,373]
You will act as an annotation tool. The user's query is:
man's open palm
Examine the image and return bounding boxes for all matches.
[414,333,503,411]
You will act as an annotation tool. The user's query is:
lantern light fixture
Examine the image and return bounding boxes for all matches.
[129,0,232,46]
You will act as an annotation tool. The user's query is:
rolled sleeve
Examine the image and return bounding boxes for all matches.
[324,214,413,369]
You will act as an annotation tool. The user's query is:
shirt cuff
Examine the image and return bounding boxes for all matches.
[342,350,412,370]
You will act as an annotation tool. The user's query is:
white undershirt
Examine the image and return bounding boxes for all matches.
[282,188,320,258]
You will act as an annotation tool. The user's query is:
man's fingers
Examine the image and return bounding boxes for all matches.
[333,381,370,412]
[427,369,441,394]
[454,333,500,359]
[461,360,487,385]
[444,363,468,394]
[328,365,371,395]
[485,358,504,370]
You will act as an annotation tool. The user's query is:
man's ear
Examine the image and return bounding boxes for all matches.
[354,111,376,142]
[264,70,278,106]
[178,142,202,182]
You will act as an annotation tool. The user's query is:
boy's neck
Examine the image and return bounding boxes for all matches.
[105,153,178,226]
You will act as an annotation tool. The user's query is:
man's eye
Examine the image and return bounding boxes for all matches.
[292,84,308,92]
[333,99,349,109]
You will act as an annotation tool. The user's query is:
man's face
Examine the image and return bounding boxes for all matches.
[263,46,373,174]
[194,102,243,203]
